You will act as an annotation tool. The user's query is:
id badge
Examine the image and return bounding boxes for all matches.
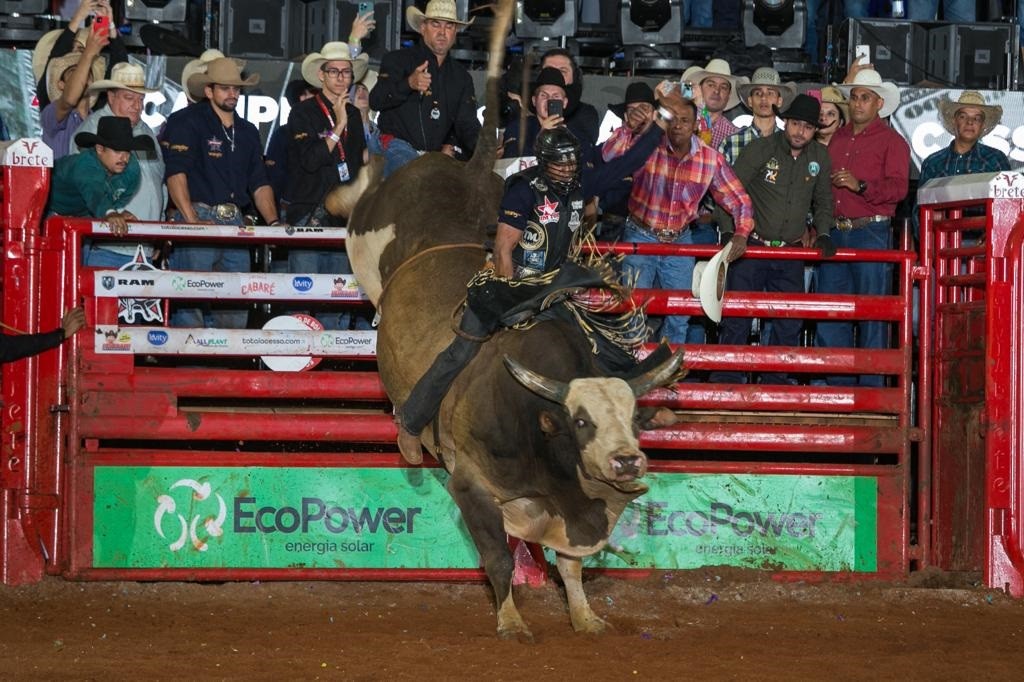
[337,161,350,183]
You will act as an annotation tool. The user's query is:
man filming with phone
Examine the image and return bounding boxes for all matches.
[500,67,575,159]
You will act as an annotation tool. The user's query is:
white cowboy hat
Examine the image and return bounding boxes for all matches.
[359,68,379,93]
[190,57,260,91]
[683,59,747,111]
[836,68,901,118]
[32,27,89,82]
[87,62,157,96]
[937,90,1002,139]
[406,0,474,33]
[181,49,246,102]
[736,67,797,109]
[691,241,734,324]
[301,42,369,88]
[45,51,107,105]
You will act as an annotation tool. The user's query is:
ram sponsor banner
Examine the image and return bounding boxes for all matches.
[580,473,878,572]
[93,326,378,356]
[89,221,348,240]
[94,271,366,300]
[92,466,481,569]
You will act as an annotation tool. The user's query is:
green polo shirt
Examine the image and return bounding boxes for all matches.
[50,148,142,218]
[718,130,833,242]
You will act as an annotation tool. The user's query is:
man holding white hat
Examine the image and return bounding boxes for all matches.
[370,0,480,177]
[816,68,910,387]
[720,66,795,165]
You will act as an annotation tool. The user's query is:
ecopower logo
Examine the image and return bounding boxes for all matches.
[154,479,227,553]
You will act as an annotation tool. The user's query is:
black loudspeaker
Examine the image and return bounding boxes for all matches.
[841,18,927,85]
[124,0,187,22]
[620,0,682,46]
[0,0,46,13]
[220,0,305,59]
[303,1,400,62]
[515,0,578,39]
[928,22,1012,90]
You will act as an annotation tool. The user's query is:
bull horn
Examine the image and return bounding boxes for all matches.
[503,355,568,405]
[626,348,686,398]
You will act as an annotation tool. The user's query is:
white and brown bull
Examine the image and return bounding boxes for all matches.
[328,0,683,639]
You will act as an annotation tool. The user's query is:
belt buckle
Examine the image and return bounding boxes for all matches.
[215,203,238,221]
[836,217,853,231]
[655,228,678,243]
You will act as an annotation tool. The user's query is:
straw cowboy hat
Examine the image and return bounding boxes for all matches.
[45,51,107,105]
[359,68,379,93]
[819,85,849,121]
[87,62,157,96]
[836,68,901,118]
[181,49,247,102]
[736,67,797,109]
[301,42,369,88]
[938,91,1003,139]
[32,27,89,82]
[406,0,474,32]
[683,59,747,110]
[74,115,155,153]
[190,57,260,91]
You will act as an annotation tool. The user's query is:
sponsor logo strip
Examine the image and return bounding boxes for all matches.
[93,271,367,300]
[89,222,348,240]
[94,326,377,356]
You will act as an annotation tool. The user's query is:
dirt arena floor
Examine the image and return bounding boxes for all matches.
[2,567,1022,680]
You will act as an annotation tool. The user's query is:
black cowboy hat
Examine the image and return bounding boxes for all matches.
[527,67,568,115]
[74,116,155,153]
[610,82,657,117]
[774,94,825,129]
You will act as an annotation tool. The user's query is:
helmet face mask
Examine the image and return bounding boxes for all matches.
[535,127,581,194]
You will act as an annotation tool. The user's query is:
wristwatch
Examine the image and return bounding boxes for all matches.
[857,180,868,195]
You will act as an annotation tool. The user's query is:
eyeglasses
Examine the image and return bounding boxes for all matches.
[321,67,354,79]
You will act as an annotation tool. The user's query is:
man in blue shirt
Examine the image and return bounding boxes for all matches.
[161,58,282,329]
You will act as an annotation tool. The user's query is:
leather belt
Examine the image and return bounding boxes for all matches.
[195,201,240,221]
[628,214,685,243]
[834,214,889,231]
[749,231,800,247]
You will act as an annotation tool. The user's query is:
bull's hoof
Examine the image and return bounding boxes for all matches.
[497,623,534,643]
[396,423,424,465]
[571,612,611,634]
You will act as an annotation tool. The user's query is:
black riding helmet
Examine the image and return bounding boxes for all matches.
[534,126,581,195]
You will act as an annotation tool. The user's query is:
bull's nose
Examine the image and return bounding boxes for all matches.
[611,454,645,479]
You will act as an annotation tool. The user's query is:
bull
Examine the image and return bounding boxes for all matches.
[330,0,683,639]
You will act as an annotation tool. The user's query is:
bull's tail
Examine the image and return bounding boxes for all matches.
[467,0,513,178]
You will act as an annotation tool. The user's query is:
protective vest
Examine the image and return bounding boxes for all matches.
[510,170,586,278]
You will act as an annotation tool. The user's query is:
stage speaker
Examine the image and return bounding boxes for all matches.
[124,0,187,22]
[302,1,400,62]
[0,0,47,13]
[220,0,305,59]
[841,18,927,85]
[515,0,577,39]
[742,0,806,50]
[620,0,682,46]
[927,22,1012,90]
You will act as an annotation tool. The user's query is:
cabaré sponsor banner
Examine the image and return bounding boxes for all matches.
[580,473,878,572]
[94,326,377,356]
[94,468,876,572]
[93,271,365,300]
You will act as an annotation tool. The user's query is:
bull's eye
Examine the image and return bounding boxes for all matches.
[575,418,588,429]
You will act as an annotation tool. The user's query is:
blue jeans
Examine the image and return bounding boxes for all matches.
[168,205,251,329]
[622,222,695,345]
[907,0,975,21]
[684,0,712,27]
[288,249,352,330]
[82,243,137,269]
[383,137,423,179]
[686,219,719,344]
[815,219,893,387]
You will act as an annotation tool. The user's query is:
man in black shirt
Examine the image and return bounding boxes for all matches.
[1,308,85,365]
[370,0,480,178]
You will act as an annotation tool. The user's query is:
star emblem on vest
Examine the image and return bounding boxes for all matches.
[536,197,560,224]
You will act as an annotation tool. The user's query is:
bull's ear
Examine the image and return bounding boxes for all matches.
[503,354,568,404]
[539,411,559,435]
[626,347,686,398]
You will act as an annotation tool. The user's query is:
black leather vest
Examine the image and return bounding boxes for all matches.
[510,170,586,278]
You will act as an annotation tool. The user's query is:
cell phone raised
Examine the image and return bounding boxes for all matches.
[546,99,563,118]
[854,44,870,66]
[92,14,109,35]
[358,2,373,17]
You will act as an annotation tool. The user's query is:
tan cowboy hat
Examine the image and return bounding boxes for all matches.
[190,57,260,91]
[87,62,157,95]
[406,0,474,33]
[691,241,734,324]
[938,90,1002,139]
[301,42,369,88]
[836,68,901,118]
[45,51,107,105]
[32,27,89,82]
[359,68,379,93]
[684,59,747,110]
[181,49,246,102]
[736,67,797,109]
[819,85,849,121]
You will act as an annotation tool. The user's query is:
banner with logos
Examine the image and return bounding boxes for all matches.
[93,326,377,356]
[93,271,365,300]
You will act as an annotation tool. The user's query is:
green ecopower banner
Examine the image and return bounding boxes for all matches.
[92,467,877,572]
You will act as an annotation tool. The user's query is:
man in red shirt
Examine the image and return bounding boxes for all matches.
[816,68,910,387]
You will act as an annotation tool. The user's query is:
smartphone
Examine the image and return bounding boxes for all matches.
[358,2,373,17]
[681,81,693,99]
[854,44,870,65]
[92,15,109,35]
[547,99,563,117]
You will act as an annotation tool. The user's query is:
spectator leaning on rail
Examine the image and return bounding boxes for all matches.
[709,95,836,386]
[40,26,107,161]
[370,0,480,178]
[816,68,910,387]
[49,116,154,259]
[161,58,283,330]
[719,67,795,166]
[1,308,86,365]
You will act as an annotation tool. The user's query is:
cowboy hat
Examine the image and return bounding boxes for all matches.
[527,67,567,115]
[736,67,797,109]
[301,42,369,88]
[87,62,158,96]
[683,59,747,111]
[406,0,474,33]
[691,241,734,324]
[32,27,89,82]
[45,51,107,105]
[774,94,825,129]
[937,90,1002,139]
[181,49,246,102]
[818,85,849,122]
[359,68,379,93]
[74,115,155,153]
[836,68,901,118]
[190,57,260,91]
[610,81,657,117]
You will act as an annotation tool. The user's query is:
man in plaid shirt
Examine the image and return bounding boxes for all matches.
[602,91,754,345]
[719,67,795,165]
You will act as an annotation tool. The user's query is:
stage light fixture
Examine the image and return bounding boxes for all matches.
[515,0,577,40]
[742,0,805,50]
[619,0,680,46]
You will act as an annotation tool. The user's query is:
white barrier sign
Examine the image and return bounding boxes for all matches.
[89,221,348,240]
[94,326,377,357]
[94,271,367,300]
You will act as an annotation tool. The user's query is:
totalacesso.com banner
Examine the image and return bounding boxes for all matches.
[92,468,877,572]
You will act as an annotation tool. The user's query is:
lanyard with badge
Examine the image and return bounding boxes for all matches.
[316,95,350,183]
